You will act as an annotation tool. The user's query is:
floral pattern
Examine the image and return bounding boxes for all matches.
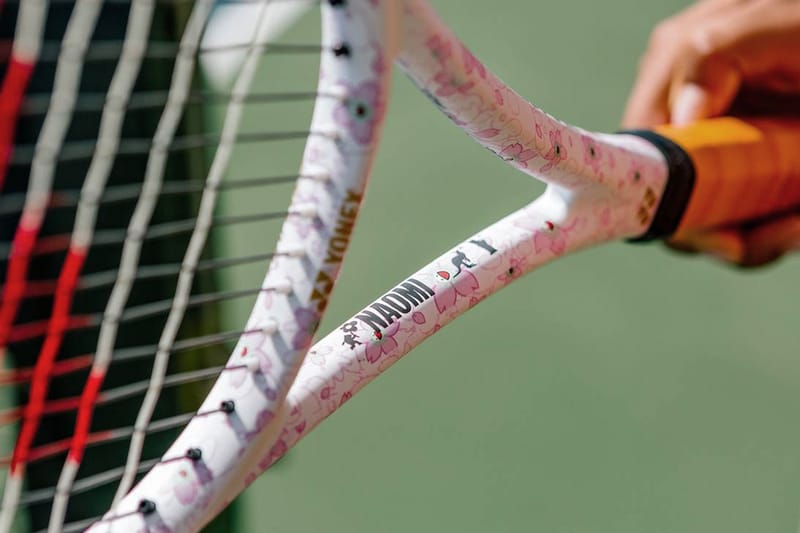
[365,321,400,363]
[501,142,537,168]
[540,130,567,172]
[96,3,667,531]
[334,80,383,145]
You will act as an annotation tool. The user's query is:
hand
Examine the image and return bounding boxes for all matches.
[622,0,800,267]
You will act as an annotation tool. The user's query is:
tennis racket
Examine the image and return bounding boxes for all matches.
[1,0,799,532]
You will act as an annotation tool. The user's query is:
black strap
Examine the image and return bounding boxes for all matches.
[621,130,696,242]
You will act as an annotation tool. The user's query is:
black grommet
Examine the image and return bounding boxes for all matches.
[138,499,156,515]
[329,0,347,6]
[220,400,235,414]
[186,447,202,461]
[332,43,351,57]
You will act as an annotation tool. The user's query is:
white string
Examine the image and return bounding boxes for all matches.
[0,2,102,531]
[112,0,277,504]
[45,0,159,529]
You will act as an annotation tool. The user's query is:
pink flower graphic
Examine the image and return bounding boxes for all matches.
[365,321,400,363]
[334,80,382,145]
[174,469,199,505]
[582,135,602,174]
[474,127,500,139]
[433,70,475,98]
[540,130,567,172]
[493,88,504,106]
[533,219,579,255]
[497,240,534,282]
[245,409,276,441]
[426,34,452,64]
[434,270,480,313]
[461,43,486,79]
[501,142,537,168]
[339,390,353,406]
[288,307,320,350]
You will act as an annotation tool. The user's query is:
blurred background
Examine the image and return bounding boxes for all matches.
[215,1,800,532]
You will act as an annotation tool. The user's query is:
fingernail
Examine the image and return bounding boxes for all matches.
[671,84,707,126]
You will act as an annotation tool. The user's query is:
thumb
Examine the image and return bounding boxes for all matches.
[670,54,741,125]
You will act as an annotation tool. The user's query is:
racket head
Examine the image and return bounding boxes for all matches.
[0,0,392,531]
[1,0,675,531]
[94,2,396,530]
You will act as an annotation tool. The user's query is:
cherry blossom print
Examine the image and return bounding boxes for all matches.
[243,409,276,443]
[307,344,334,368]
[493,88,504,106]
[497,240,534,283]
[259,437,288,471]
[461,43,486,79]
[412,312,426,325]
[174,469,199,505]
[334,80,382,145]
[540,130,567,172]
[473,127,500,139]
[286,307,320,350]
[426,34,453,64]
[434,270,480,313]
[533,219,580,255]
[535,123,544,138]
[433,70,475,98]
[500,142,537,168]
[339,390,353,406]
[581,135,602,174]
[365,321,400,363]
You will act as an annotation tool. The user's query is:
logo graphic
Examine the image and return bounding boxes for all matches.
[353,278,435,340]
[340,320,362,350]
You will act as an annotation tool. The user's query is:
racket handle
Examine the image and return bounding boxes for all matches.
[626,117,800,240]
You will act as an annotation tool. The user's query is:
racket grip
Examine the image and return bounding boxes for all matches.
[627,117,800,240]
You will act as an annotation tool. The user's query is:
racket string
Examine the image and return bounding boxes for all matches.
[0,207,308,260]
[0,39,333,66]
[0,171,324,218]
[1,250,286,301]
[19,89,341,117]
[0,0,329,527]
[6,128,334,166]
[0,364,236,443]
[6,282,276,344]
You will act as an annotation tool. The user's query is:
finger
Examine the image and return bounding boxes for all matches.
[621,42,673,128]
[667,228,745,264]
[621,0,746,128]
[670,57,741,125]
[669,0,800,123]
[739,213,800,267]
